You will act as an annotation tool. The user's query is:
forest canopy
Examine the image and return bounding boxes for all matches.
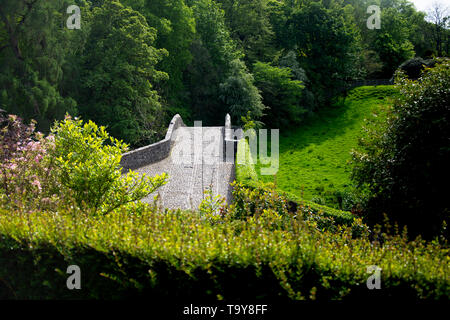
[0,0,448,147]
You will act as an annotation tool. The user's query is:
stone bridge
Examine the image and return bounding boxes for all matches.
[120,114,241,210]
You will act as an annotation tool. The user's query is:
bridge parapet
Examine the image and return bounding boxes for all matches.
[120,114,185,171]
[224,114,244,163]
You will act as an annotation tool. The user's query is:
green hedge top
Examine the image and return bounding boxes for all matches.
[1,203,448,300]
[235,137,258,183]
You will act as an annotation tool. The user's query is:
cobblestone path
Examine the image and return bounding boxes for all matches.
[133,126,235,210]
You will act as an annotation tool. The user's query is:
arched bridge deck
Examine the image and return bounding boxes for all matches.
[121,115,240,210]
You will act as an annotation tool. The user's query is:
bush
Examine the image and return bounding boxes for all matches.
[0,205,448,300]
[0,112,36,162]
[397,57,435,80]
[50,115,167,215]
[230,181,368,237]
[0,113,59,211]
[229,181,289,221]
[278,189,367,235]
[0,114,167,215]
[198,188,227,223]
[351,58,450,239]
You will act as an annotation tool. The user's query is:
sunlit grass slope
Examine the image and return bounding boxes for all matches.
[257,85,399,208]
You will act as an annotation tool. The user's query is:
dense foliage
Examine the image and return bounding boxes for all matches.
[1,0,448,145]
[351,59,450,239]
[0,0,449,302]
[253,61,306,127]
[253,86,398,209]
[283,0,363,106]
[0,113,166,214]
[76,1,169,146]
[0,0,80,131]
[0,191,448,300]
[122,0,196,114]
[185,0,265,125]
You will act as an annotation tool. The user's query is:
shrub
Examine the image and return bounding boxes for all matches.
[397,57,435,80]
[229,181,368,236]
[50,115,167,215]
[0,114,167,215]
[198,188,227,223]
[0,113,59,211]
[0,112,36,162]
[0,205,448,300]
[351,58,450,239]
[229,181,289,220]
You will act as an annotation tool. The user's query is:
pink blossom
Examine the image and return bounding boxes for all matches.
[31,179,42,192]
[34,154,43,163]
[46,135,55,142]
[26,141,40,151]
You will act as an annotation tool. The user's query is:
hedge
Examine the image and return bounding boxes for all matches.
[235,137,258,183]
[281,190,357,226]
[0,207,448,300]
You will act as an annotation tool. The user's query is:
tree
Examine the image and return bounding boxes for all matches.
[185,38,226,123]
[253,61,305,128]
[184,0,238,124]
[215,0,275,64]
[351,59,450,239]
[220,59,265,124]
[76,0,168,147]
[344,0,431,76]
[277,50,315,112]
[189,0,241,72]
[287,1,362,106]
[122,0,196,117]
[266,0,291,50]
[0,0,83,131]
[427,2,449,57]
[185,0,264,125]
[372,7,415,77]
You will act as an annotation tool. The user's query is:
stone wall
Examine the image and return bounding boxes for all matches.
[224,114,243,162]
[120,114,185,171]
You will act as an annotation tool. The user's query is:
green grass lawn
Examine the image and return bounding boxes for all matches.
[256,85,399,209]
